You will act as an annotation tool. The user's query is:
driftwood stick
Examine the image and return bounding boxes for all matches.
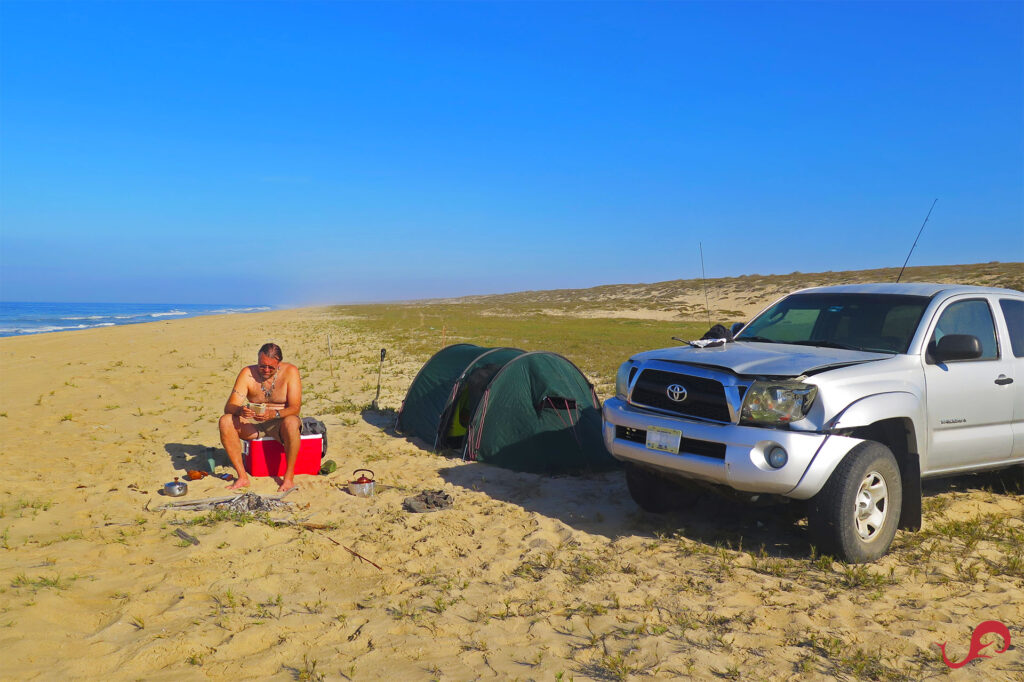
[163,497,224,507]
[155,488,297,511]
[316,532,383,570]
[342,544,383,571]
[174,529,200,545]
[337,539,382,570]
[157,494,238,509]
[270,516,383,569]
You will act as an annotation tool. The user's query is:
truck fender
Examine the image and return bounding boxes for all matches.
[827,391,924,531]
[827,391,925,442]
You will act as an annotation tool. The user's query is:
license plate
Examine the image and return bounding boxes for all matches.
[645,426,682,454]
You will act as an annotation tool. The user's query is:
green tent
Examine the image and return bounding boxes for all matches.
[396,345,615,473]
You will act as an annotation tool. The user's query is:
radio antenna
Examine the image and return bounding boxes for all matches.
[699,242,712,327]
[896,198,938,283]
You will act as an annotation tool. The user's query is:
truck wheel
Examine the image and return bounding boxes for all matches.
[808,441,902,563]
[624,463,699,513]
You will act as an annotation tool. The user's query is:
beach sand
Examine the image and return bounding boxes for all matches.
[1,309,1021,680]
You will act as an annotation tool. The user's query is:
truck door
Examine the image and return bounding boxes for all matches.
[923,297,1014,472]
[998,298,1024,459]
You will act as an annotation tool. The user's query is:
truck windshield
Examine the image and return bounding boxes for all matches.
[736,293,931,353]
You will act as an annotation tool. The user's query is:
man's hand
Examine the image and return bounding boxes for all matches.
[239,404,256,419]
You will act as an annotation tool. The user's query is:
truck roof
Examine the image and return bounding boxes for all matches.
[794,282,1022,298]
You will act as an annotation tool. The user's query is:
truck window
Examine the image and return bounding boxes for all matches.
[754,307,820,342]
[998,299,1024,358]
[737,293,930,352]
[931,299,999,359]
[880,305,923,344]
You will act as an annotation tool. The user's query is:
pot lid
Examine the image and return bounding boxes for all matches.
[352,469,375,484]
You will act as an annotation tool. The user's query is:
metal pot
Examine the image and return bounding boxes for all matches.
[164,477,188,497]
[348,469,375,497]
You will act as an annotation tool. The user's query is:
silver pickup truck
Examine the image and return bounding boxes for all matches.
[603,283,1024,562]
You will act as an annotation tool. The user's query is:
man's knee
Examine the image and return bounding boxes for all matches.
[219,413,239,434]
[282,414,301,435]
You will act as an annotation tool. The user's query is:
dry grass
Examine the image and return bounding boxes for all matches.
[427,261,1023,312]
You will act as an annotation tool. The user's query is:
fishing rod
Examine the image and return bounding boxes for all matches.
[372,348,386,410]
[896,199,938,283]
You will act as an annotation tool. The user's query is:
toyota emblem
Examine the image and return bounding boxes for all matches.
[666,384,687,402]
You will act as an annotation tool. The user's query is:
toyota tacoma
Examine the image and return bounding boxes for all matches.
[602,283,1023,562]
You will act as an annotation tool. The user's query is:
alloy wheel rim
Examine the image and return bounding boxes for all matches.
[854,470,888,541]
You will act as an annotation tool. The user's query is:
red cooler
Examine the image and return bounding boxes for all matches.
[242,435,323,477]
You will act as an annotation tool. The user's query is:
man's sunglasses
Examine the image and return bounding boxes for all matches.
[257,364,278,371]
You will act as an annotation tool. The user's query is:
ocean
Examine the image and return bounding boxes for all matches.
[0,302,273,337]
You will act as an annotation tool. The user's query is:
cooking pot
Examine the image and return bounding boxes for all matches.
[348,469,375,497]
[164,477,188,497]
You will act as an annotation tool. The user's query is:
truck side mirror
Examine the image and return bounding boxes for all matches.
[933,334,982,362]
[730,322,745,337]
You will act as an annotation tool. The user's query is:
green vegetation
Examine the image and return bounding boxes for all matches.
[183,509,261,527]
[326,262,1021,389]
[328,302,706,385]
[296,656,325,682]
[800,634,915,681]
[11,573,81,591]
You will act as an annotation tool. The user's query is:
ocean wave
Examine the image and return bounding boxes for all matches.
[210,306,273,314]
[0,322,117,334]
[0,304,269,337]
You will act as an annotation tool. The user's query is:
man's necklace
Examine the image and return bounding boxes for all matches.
[261,373,277,401]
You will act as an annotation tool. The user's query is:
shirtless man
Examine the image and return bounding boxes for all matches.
[219,343,303,492]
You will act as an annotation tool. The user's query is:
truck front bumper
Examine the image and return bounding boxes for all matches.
[602,397,862,499]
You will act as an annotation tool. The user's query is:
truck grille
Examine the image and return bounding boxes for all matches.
[615,426,727,460]
[630,369,731,422]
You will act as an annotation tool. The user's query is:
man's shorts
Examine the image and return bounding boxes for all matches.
[252,417,285,443]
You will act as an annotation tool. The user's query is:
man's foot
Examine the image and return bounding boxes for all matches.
[227,477,250,490]
[278,478,296,493]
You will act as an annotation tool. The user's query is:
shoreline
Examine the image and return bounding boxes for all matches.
[0,302,277,339]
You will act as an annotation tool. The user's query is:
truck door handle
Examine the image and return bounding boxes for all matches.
[995,375,1013,385]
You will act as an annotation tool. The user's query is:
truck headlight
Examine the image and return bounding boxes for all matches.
[741,380,817,425]
[615,362,637,399]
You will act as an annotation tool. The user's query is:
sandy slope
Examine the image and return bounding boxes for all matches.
[0,309,1021,680]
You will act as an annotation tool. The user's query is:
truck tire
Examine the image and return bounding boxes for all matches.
[624,463,699,513]
[808,441,902,563]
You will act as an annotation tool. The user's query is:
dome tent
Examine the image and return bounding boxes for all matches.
[396,345,615,473]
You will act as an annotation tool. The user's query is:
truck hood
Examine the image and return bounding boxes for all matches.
[630,341,893,377]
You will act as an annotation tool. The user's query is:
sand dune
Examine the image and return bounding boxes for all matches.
[1,307,1021,680]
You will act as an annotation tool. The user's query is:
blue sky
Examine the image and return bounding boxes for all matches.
[1,1,1021,305]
